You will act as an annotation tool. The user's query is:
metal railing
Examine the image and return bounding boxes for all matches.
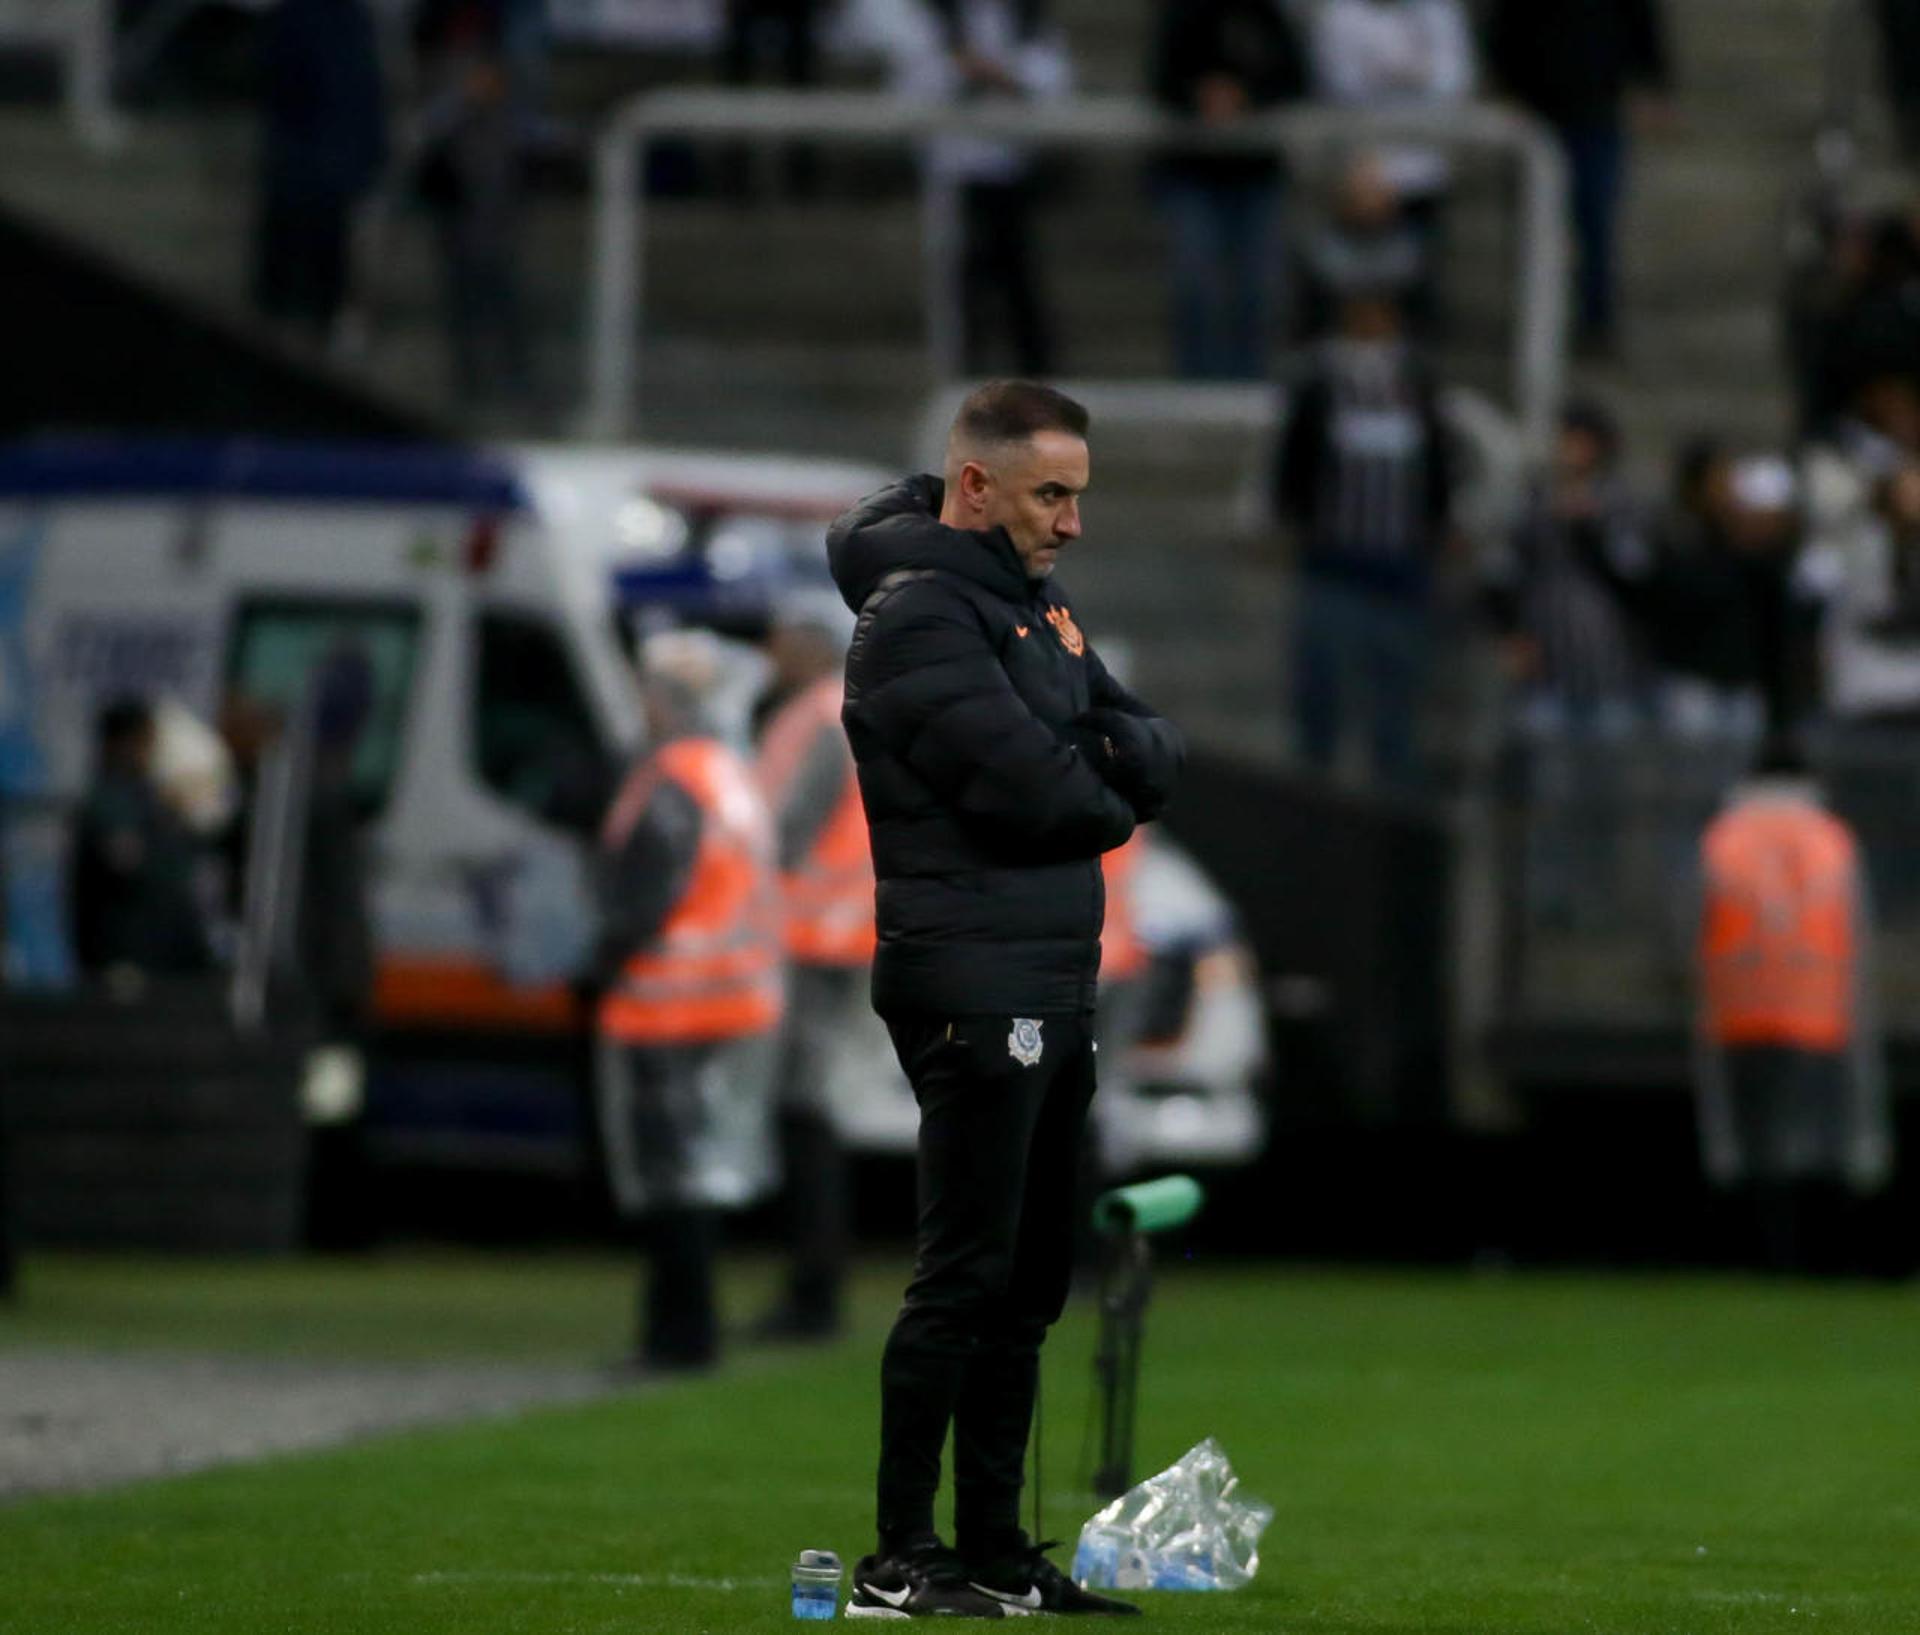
[583,90,1570,452]
[0,0,119,148]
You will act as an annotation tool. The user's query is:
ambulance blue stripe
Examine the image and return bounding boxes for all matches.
[0,438,527,511]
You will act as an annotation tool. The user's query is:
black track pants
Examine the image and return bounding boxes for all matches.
[876,1011,1096,1551]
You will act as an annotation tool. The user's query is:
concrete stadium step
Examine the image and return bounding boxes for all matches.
[0,0,1839,612]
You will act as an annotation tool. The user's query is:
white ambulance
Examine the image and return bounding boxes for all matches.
[0,435,1266,1178]
[0,436,885,1171]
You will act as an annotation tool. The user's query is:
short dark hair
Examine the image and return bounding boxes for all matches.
[951,380,1090,450]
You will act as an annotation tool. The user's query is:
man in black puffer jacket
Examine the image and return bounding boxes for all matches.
[829,381,1181,1620]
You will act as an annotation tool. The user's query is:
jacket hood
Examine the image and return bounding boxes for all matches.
[827,474,1033,612]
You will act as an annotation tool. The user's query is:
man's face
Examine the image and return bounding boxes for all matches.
[968,430,1089,580]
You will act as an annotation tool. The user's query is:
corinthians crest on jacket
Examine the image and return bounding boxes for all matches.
[1007,1017,1044,1066]
[1044,604,1084,656]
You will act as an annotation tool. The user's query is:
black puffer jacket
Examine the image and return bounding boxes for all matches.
[828,477,1183,1018]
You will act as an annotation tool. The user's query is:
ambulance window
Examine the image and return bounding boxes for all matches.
[474,611,610,833]
[228,601,421,813]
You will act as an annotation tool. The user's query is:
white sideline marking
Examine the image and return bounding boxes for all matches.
[411,1570,781,1592]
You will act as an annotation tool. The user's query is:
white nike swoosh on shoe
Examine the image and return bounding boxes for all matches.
[973,1583,1043,1611]
[864,1583,913,1608]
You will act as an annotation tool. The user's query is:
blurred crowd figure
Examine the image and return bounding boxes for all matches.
[722,0,825,196]
[63,659,380,1246]
[1148,0,1309,381]
[1484,0,1672,359]
[1482,400,1649,926]
[1870,0,1920,165]
[1309,0,1473,330]
[1296,151,1426,337]
[1787,205,1920,442]
[1272,286,1457,788]
[874,0,1073,377]
[411,0,538,409]
[70,698,215,983]
[251,0,538,402]
[253,0,388,342]
[232,0,1711,403]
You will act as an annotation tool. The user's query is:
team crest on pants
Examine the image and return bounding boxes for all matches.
[1008,1018,1044,1067]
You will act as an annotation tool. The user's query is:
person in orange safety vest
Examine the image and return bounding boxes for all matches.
[1695,739,1891,1273]
[1088,825,1152,1176]
[594,632,785,1370]
[748,596,873,1340]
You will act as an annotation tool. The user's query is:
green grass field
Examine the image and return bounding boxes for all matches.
[2,1254,1917,1633]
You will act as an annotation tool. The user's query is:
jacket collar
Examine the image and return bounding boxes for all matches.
[827,474,1034,610]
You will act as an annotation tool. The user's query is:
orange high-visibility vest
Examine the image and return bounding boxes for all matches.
[598,737,785,1045]
[1699,799,1859,1052]
[754,674,877,969]
[1100,829,1150,985]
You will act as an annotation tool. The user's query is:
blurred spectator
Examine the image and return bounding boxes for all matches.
[1295,149,1427,338]
[1310,0,1476,327]
[881,0,1073,376]
[1272,290,1458,787]
[1601,446,1830,902]
[69,698,213,983]
[1483,400,1651,924]
[1872,0,1920,162]
[253,0,389,343]
[1786,207,1920,438]
[1821,460,1920,706]
[721,0,825,197]
[1804,370,1920,546]
[1695,740,1891,1274]
[593,634,783,1372]
[414,0,535,409]
[1783,202,1877,440]
[1803,377,1920,917]
[1485,0,1672,358]
[1486,400,1651,722]
[1639,446,1826,749]
[1148,0,1311,380]
[500,0,553,114]
[1797,374,1920,725]
[750,596,870,1341]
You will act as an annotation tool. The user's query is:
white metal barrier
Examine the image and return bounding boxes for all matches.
[0,0,120,148]
[583,90,1569,452]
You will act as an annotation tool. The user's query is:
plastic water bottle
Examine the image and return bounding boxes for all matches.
[790,1549,843,1620]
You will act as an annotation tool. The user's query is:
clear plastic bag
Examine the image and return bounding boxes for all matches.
[1071,1437,1272,1592]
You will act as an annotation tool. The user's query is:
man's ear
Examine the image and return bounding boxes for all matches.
[958,460,993,513]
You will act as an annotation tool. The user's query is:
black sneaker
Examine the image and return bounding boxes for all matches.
[846,1543,1007,1619]
[966,1540,1141,1616]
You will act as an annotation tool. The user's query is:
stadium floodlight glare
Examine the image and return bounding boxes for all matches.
[1089,1174,1206,1500]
